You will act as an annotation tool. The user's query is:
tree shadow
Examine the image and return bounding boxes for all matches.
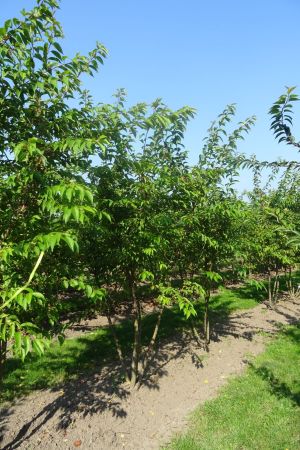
[1,328,203,448]
[229,284,267,302]
[207,290,300,343]
[138,330,204,390]
[250,364,300,407]
[1,306,190,405]
[1,290,280,403]
[282,322,300,345]
[0,306,190,446]
[136,292,271,389]
[1,362,129,449]
[0,406,12,445]
[267,303,300,326]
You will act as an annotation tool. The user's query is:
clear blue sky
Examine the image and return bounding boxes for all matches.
[1,0,300,189]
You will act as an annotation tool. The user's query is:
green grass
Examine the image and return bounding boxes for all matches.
[1,284,261,404]
[167,323,300,450]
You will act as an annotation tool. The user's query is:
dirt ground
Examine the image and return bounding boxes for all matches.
[1,295,300,450]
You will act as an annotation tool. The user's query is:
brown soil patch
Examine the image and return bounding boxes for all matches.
[63,297,159,340]
[1,296,300,450]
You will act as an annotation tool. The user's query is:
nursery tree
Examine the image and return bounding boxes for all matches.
[84,93,197,386]
[239,87,300,300]
[0,0,108,378]
[195,106,255,346]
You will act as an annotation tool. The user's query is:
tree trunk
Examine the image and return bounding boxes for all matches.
[0,339,7,386]
[272,266,279,303]
[129,275,141,387]
[268,269,272,304]
[287,266,293,294]
[204,290,210,351]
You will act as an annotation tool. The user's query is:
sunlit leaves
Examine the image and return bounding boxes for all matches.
[157,281,204,319]
[269,86,300,148]
[0,0,109,368]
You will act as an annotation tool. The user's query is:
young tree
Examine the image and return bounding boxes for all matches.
[83,93,197,386]
[0,0,108,379]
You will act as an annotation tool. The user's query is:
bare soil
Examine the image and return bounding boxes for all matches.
[1,295,300,450]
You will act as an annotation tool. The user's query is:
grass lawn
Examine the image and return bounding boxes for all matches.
[167,323,300,450]
[0,284,261,404]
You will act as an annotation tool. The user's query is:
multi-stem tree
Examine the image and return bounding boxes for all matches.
[82,93,197,386]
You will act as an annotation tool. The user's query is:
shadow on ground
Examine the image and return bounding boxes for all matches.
[0,363,129,449]
[1,285,299,449]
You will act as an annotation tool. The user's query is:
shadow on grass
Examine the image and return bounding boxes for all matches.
[252,365,300,407]
[249,323,300,407]
[282,322,300,344]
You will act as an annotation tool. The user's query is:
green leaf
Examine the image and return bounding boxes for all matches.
[32,339,44,357]
[63,207,72,223]
[86,285,93,297]
[58,335,65,346]
[24,336,31,356]
[62,234,75,251]
[71,206,80,221]
[14,332,22,351]
[85,190,94,204]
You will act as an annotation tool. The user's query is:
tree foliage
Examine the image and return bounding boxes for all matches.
[1,0,299,389]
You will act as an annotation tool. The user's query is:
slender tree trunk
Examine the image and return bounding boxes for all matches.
[106,312,130,383]
[204,290,210,351]
[287,266,293,294]
[268,269,272,303]
[272,266,279,303]
[0,339,7,386]
[129,275,141,387]
[284,267,288,292]
[137,306,164,389]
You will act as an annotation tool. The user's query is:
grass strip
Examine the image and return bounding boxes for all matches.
[167,323,300,450]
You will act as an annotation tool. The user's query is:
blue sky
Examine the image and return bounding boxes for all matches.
[1,0,300,189]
